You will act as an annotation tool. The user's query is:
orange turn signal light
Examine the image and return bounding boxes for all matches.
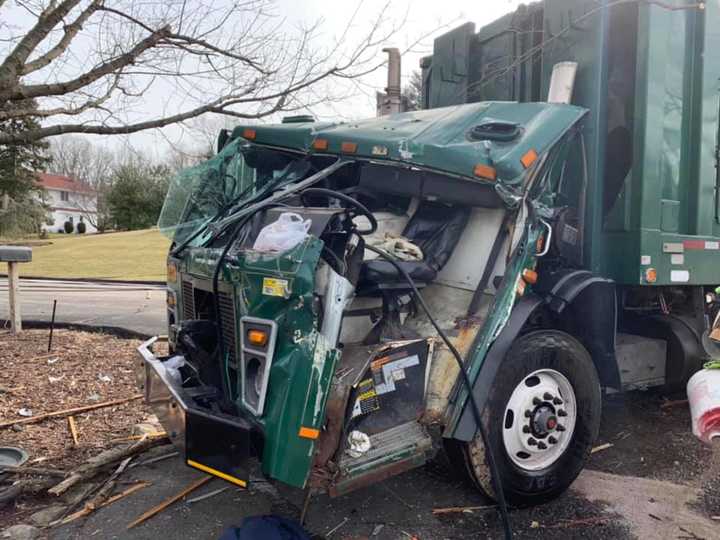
[312,138,328,151]
[341,141,358,154]
[242,128,256,140]
[247,329,268,347]
[521,148,538,169]
[474,164,497,181]
[298,426,320,439]
[167,262,177,283]
[522,269,538,285]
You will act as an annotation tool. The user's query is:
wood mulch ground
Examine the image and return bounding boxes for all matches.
[0,328,153,470]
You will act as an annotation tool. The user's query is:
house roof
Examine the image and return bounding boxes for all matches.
[37,173,94,193]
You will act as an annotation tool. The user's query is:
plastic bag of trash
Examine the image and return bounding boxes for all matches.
[252,213,311,253]
[164,355,186,386]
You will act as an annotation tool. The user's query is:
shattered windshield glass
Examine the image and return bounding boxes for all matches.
[158,138,308,244]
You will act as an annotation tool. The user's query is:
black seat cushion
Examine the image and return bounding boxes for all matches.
[359,202,471,287]
[361,259,438,284]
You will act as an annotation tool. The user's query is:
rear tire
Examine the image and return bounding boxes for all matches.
[462,330,601,507]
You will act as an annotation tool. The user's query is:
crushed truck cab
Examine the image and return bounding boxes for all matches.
[138,101,603,503]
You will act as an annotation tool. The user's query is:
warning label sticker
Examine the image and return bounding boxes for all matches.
[262,277,289,297]
[351,378,380,418]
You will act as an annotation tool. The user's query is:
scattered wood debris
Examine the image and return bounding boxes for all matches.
[660,399,689,411]
[0,329,152,471]
[58,481,151,525]
[0,395,143,430]
[543,516,610,529]
[591,443,614,454]
[432,504,496,515]
[67,416,79,446]
[127,475,213,529]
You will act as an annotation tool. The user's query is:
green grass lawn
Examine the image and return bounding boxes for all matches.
[0,229,171,281]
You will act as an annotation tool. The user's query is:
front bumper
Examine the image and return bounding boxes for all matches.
[136,336,253,487]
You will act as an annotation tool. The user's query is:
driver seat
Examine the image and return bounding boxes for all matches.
[358,202,471,290]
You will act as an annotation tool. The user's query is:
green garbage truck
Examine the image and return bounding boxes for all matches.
[137,0,720,507]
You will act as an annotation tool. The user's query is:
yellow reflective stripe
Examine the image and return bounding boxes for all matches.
[186,459,247,488]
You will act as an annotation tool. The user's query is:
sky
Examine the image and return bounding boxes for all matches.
[7,0,526,160]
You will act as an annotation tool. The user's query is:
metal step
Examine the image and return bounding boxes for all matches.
[330,421,433,496]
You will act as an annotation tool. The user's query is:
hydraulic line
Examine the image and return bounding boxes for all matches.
[364,243,513,540]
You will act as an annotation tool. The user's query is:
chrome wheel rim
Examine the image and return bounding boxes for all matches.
[502,369,577,471]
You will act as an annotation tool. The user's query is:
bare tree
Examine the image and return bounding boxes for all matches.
[0,0,401,144]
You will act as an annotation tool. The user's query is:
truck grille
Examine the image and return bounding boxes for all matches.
[181,280,195,320]
[217,291,238,367]
[180,279,238,367]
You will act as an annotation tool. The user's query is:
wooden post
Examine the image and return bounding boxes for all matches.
[7,261,21,334]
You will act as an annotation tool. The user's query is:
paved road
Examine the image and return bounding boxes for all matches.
[0,278,166,336]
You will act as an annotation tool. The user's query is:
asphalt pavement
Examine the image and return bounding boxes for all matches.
[1,278,718,539]
[0,278,166,336]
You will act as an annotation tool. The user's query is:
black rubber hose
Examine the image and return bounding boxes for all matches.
[364,243,513,540]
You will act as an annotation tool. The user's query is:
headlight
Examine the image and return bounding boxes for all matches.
[240,317,277,416]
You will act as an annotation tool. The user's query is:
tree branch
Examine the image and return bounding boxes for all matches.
[22,0,104,76]
[2,26,171,101]
[0,0,83,90]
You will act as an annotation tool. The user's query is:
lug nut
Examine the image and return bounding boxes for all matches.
[533,397,542,406]
[558,409,567,417]
[548,436,558,444]
[522,425,531,434]
[537,442,548,450]
[553,397,563,405]
[543,392,554,401]
[556,424,566,432]
[527,438,538,446]
[525,409,533,418]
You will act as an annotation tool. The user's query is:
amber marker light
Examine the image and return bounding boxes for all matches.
[341,141,358,153]
[167,262,177,283]
[522,269,538,285]
[298,426,320,439]
[247,329,268,347]
[521,148,538,169]
[242,128,256,140]
[312,139,328,151]
[474,164,497,181]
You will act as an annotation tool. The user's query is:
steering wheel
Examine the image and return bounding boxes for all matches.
[300,187,378,235]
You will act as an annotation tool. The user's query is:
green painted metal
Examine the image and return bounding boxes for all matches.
[181,239,338,488]
[425,0,720,286]
[230,102,587,190]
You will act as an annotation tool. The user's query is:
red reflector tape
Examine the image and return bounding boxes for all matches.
[683,240,705,250]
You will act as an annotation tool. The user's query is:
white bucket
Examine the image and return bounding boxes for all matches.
[687,368,720,443]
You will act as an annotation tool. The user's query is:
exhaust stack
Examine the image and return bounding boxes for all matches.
[376,47,403,116]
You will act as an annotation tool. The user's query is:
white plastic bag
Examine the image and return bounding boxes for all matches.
[253,212,311,253]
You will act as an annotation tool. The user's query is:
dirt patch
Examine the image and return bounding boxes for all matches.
[0,329,150,470]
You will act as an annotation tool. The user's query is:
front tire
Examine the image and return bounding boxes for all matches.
[462,330,601,507]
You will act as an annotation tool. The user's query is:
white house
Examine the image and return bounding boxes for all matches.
[36,173,98,234]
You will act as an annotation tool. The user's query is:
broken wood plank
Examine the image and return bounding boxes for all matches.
[112,432,168,443]
[660,399,689,411]
[67,416,79,446]
[48,436,163,496]
[591,443,614,454]
[127,475,213,529]
[432,504,497,515]
[57,482,151,525]
[0,466,66,478]
[0,395,142,430]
